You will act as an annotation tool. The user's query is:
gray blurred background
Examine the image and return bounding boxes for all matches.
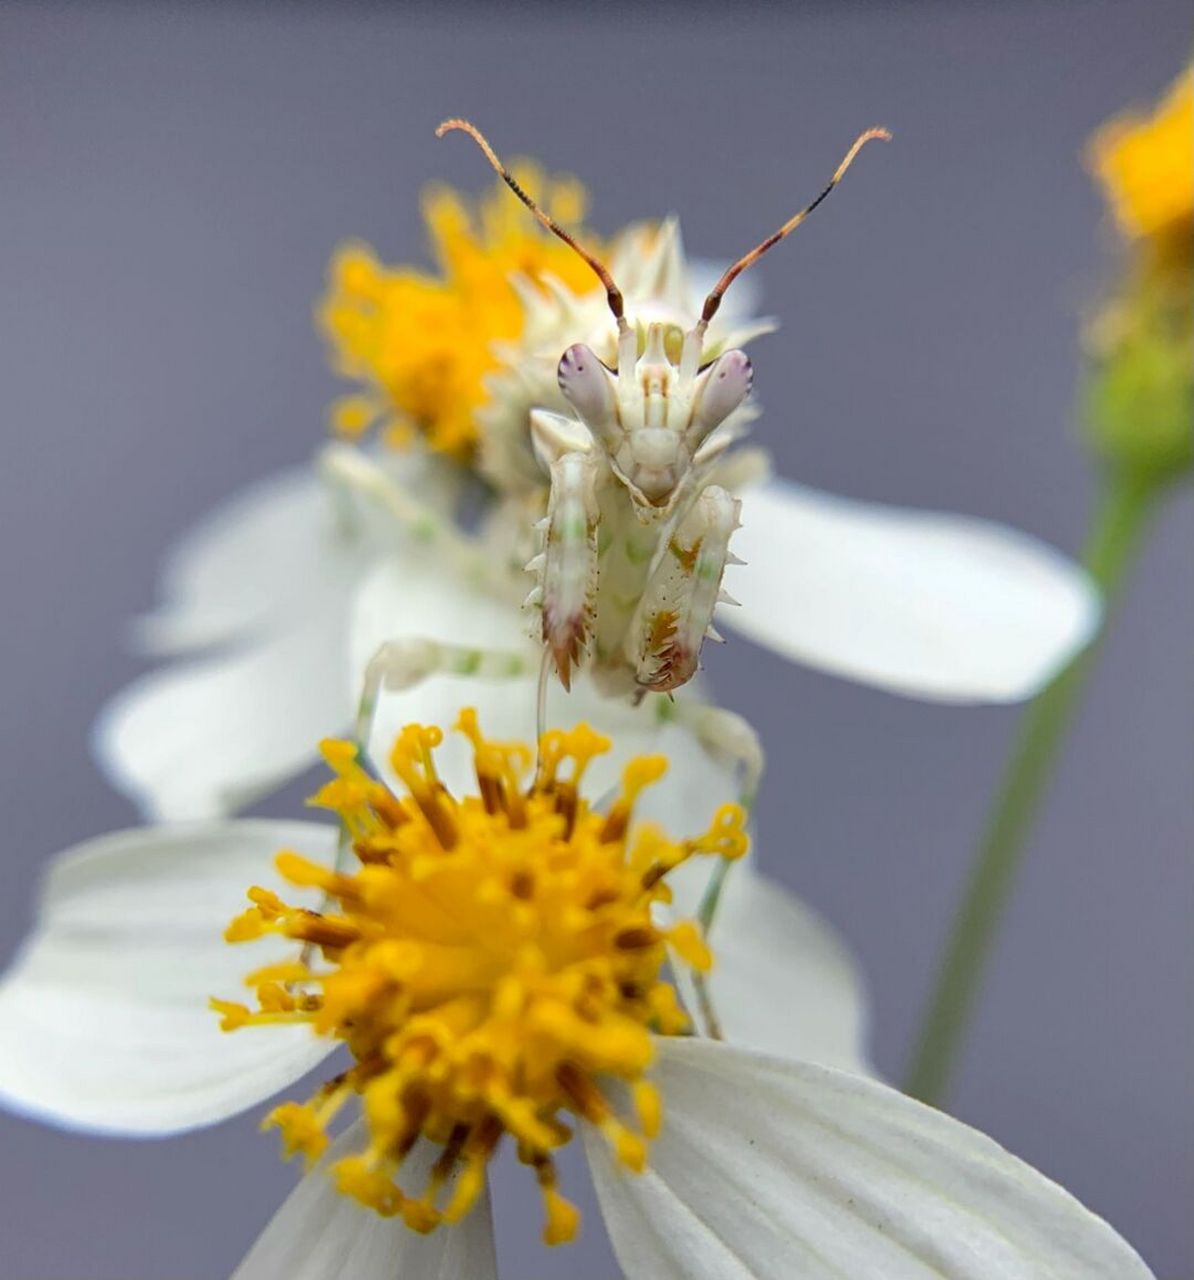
[1,2,1190,1276]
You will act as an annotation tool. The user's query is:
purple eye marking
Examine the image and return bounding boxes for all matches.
[558,343,615,427]
[693,350,753,434]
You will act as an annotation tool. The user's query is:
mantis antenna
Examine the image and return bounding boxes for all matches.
[698,126,892,328]
[436,118,630,333]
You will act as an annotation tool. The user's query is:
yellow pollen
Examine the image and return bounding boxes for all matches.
[317,166,600,460]
[633,1080,663,1140]
[666,920,714,973]
[1088,66,1194,250]
[216,711,747,1245]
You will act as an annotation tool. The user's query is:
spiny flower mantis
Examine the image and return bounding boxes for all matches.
[343,120,888,789]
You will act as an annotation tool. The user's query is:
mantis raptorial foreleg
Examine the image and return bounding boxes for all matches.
[525,418,602,692]
[630,485,743,694]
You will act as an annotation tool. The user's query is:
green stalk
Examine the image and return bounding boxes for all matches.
[904,473,1159,1105]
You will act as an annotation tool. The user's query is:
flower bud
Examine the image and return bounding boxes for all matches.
[1081,66,1193,484]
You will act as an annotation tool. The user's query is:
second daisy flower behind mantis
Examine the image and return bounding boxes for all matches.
[0,714,1154,1278]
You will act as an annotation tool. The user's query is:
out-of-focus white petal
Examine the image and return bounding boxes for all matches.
[665,860,870,1072]
[0,821,337,1135]
[350,564,734,836]
[725,479,1100,703]
[93,617,353,820]
[133,451,457,657]
[588,1039,1153,1280]
[101,453,462,818]
[232,1120,498,1280]
[133,469,365,656]
[349,560,530,679]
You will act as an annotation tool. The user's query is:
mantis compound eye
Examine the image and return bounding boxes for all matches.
[692,349,753,435]
[558,344,616,429]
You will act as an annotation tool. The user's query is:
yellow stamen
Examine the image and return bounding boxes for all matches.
[318,167,600,460]
[666,919,714,973]
[328,394,380,439]
[1088,66,1193,250]
[601,755,670,843]
[633,1080,663,1140]
[265,1100,333,1165]
[215,711,746,1244]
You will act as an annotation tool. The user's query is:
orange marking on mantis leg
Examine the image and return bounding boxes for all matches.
[668,537,703,574]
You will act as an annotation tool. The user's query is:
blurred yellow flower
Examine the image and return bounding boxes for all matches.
[319,166,599,460]
[1087,65,1193,251]
[1083,65,1193,483]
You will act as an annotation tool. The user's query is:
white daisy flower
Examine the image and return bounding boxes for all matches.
[0,719,1147,1280]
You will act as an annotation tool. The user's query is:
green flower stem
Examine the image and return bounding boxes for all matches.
[905,472,1159,1106]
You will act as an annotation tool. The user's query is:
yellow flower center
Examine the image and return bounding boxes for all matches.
[213,711,747,1244]
[1088,66,1193,249]
[318,165,600,460]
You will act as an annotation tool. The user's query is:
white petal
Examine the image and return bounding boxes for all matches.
[0,821,338,1135]
[134,468,365,656]
[93,616,353,820]
[232,1120,498,1280]
[725,479,1100,703]
[351,563,735,835]
[588,1039,1152,1280]
[350,559,530,676]
[101,458,467,820]
[665,861,870,1072]
[133,451,456,657]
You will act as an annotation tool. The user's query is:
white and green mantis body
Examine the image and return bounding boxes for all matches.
[341,114,886,752]
[527,318,751,699]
